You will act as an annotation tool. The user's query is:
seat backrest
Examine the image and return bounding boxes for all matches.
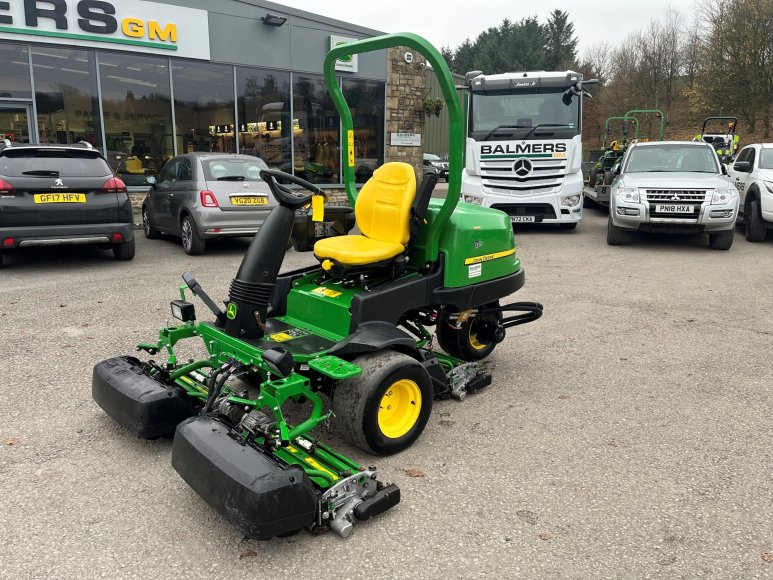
[355,162,416,245]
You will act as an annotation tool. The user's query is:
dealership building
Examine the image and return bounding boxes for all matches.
[0,0,430,193]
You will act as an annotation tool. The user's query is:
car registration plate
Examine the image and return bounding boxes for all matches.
[510,216,536,223]
[231,195,268,206]
[34,193,85,204]
[656,204,693,213]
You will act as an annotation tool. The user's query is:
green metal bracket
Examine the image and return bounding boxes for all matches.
[324,32,463,263]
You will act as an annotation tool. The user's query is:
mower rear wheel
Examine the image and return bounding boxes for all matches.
[436,302,503,361]
[332,351,433,456]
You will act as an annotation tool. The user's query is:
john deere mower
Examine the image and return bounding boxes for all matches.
[694,116,739,163]
[92,33,542,540]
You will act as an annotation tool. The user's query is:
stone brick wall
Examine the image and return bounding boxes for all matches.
[385,47,427,182]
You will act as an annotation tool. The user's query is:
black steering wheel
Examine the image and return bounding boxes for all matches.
[259,169,326,210]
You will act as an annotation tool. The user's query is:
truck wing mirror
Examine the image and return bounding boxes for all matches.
[733,161,751,172]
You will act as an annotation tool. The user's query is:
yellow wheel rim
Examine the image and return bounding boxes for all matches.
[468,324,489,351]
[378,379,422,439]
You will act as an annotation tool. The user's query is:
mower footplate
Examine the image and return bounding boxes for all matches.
[92,357,197,439]
[171,415,318,539]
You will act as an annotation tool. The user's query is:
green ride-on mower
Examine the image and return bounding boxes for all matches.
[694,116,740,163]
[92,33,543,540]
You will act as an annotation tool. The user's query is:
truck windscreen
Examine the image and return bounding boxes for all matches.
[470,89,580,141]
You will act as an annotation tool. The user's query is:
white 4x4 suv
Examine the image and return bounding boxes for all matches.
[727,143,773,242]
[607,141,739,250]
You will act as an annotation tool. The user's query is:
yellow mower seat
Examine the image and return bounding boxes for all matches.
[314,162,416,267]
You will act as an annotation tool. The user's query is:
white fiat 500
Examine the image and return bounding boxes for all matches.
[607,141,738,250]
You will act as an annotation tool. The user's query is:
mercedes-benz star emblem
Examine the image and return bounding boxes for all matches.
[513,159,533,177]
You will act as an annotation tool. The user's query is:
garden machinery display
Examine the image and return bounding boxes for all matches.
[694,116,739,163]
[586,115,640,188]
[584,109,665,207]
[92,33,543,540]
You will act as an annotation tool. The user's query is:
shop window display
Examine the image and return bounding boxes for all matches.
[0,42,31,99]
[342,79,385,182]
[99,53,174,187]
[292,75,340,184]
[236,68,292,171]
[32,47,102,147]
[173,61,236,154]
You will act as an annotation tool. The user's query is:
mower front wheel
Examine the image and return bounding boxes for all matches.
[436,302,503,361]
[332,351,433,456]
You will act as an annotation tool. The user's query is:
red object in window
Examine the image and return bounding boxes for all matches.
[0,178,15,194]
[200,190,218,207]
[101,177,127,193]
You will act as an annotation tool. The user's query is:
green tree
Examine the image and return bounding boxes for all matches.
[544,10,578,69]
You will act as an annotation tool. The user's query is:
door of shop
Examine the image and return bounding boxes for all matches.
[0,103,34,144]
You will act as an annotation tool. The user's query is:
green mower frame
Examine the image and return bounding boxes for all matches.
[92,33,542,540]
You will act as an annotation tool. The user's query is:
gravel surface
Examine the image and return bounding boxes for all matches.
[1,206,772,579]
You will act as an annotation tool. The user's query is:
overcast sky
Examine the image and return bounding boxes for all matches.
[278,0,695,58]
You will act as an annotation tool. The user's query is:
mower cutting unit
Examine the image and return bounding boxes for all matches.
[92,33,543,540]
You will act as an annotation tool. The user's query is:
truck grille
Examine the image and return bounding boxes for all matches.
[481,158,567,195]
[643,189,709,220]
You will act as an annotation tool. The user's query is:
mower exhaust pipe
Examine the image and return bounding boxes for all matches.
[224,204,295,339]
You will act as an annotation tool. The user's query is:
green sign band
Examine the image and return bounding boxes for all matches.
[0,25,178,50]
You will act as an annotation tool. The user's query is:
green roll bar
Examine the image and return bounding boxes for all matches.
[624,109,666,141]
[324,32,462,263]
[603,116,639,148]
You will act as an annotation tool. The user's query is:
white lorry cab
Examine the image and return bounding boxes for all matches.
[460,70,595,230]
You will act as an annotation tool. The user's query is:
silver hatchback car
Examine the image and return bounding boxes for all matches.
[142,153,275,255]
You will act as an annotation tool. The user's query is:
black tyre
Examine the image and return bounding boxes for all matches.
[607,216,627,246]
[0,251,6,269]
[709,228,734,250]
[745,198,767,242]
[332,351,433,456]
[181,214,206,255]
[142,206,161,239]
[560,222,578,230]
[436,302,503,361]
[112,238,135,260]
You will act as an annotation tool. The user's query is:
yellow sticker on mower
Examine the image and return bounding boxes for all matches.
[267,332,294,342]
[311,287,342,298]
[464,248,516,266]
[347,130,355,167]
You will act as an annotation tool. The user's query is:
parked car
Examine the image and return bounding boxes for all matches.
[726,143,773,242]
[607,141,739,250]
[142,153,275,255]
[0,141,134,267]
[423,152,449,182]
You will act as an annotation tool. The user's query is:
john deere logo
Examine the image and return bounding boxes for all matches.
[226,303,237,320]
[513,158,533,177]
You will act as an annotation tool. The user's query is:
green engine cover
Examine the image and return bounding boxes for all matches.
[411,199,520,288]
